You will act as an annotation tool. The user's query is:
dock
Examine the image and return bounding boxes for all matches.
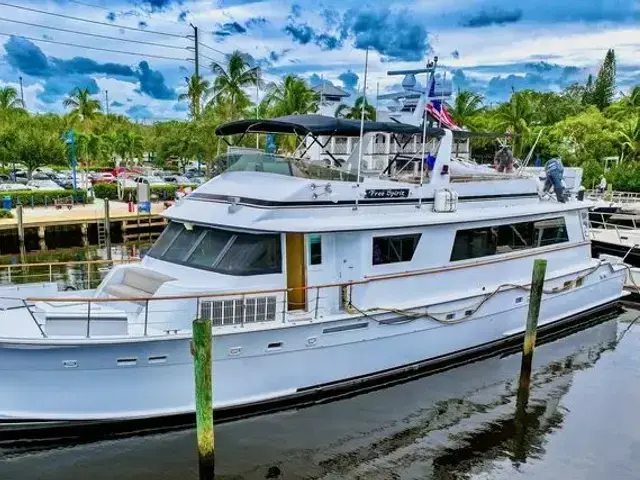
[0,199,169,251]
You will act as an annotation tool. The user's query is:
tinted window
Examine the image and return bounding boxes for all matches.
[215,233,281,275]
[309,235,322,265]
[147,222,282,275]
[450,217,568,261]
[372,234,421,265]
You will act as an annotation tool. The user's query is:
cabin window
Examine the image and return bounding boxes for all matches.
[148,221,282,275]
[450,217,569,261]
[372,234,421,265]
[308,235,322,265]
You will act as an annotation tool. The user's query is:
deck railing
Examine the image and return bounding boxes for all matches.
[586,189,640,205]
[0,258,141,289]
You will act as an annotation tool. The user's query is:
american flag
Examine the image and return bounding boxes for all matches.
[425,99,461,130]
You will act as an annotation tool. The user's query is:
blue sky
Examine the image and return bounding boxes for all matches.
[0,0,638,120]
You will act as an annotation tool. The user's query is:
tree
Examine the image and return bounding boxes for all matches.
[582,75,595,106]
[14,126,65,178]
[209,51,261,120]
[63,88,102,122]
[591,49,616,111]
[178,74,210,119]
[494,91,537,157]
[446,90,484,128]
[0,86,24,112]
[619,115,640,161]
[335,96,376,121]
[606,84,640,120]
[263,74,319,117]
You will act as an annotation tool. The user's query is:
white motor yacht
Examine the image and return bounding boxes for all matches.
[0,116,627,429]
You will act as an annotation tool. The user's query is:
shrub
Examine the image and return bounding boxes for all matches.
[92,183,180,201]
[2,189,90,208]
[0,209,13,218]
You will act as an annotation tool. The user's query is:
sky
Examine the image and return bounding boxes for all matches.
[0,0,638,121]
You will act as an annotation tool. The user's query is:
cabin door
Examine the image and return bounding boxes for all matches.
[286,233,307,311]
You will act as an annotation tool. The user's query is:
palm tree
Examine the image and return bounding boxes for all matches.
[209,51,262,120]
[63,88,102,122]
[619,115,640,161]
[264,75,319,117]
[178,74,210,119]
[335,96,376,121]
[494,92,537,158]
[446,90,484,128]
[115,131,144,168]
[0,86,24,112]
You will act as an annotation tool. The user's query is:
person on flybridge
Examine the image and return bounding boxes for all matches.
[543,157,568,203]
[493,146,515,173]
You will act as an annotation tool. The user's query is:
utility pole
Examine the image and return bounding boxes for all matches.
[19,76,24,109]
[190,24,199,78]
[105,90,109,116]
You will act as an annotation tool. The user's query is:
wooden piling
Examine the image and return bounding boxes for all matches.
[192,318,214,480]
[514,258,547,458]
[104,198,112,260]
[518,259,547,395]
[16,204,24,248]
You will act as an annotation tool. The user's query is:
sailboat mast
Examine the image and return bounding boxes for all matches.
[355,47,369,210]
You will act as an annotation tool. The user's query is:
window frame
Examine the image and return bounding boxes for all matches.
[372,233,422,266]
[449,216,570,262]
[147,221,283,276]
[308,234,323,266]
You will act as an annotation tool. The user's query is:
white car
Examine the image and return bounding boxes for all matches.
[26,180,65,191]
[0,183,33,192]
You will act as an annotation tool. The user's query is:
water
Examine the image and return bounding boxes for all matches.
[1,305,639,479]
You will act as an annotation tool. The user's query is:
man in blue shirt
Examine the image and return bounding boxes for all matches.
[543,157,566,202]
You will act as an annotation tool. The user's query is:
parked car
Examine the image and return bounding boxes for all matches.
[132,175,168,186]
[163,175,194,186]
[26,180,65,191]
[0,183,32,192]
[91,172,115,184]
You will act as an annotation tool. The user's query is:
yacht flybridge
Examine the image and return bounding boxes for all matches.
[0,115,627,428]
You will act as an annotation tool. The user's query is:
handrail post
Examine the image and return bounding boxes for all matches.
[87,263,92,289]
[144,299,149,336]
[314,287,320,319]
[86,300,92,338]
[7,266,11,283]
[49,264,53,283]
[282,291,287,323]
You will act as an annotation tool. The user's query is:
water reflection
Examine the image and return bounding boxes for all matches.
[0,310,629,480]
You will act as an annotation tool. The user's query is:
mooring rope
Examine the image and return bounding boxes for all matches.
[348,260,609,325]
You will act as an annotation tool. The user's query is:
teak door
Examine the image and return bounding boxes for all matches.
[286,233,307,311]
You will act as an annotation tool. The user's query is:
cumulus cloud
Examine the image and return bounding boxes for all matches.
[284,24,315,45]
[38,75,100,104]
[214,22,248,38]
[133,0,180,13]
[110,101,125,107]
[460,8,523,27]
[126,104,153,118]
[2,37,176,103]
[338,70,358,90]
[135,61,177,100]
[245,17,269,29]
[347,8,430,61]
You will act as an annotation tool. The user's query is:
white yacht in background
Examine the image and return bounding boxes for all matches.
[0,115,627,429]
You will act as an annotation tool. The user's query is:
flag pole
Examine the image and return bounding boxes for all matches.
[355,47,369,211]
[418,60,430,208]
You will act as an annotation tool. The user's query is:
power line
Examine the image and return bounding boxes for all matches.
[0,17,188,50]
[199,52,222,63]
[0,32,193,62]
[198,42,227,57]
[0,1,187,39]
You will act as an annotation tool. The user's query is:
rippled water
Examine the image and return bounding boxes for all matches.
[1,305,639,480]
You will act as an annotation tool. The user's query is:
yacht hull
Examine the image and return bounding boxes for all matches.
[0,266,625,434]
[592,239,640,267]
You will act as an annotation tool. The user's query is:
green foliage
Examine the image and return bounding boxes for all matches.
[335,96,377,121]
[591,49,617,111]
[3,189,89,207]
[92,182,178,201]
[446,90,485,128]
[0,209,13,218]
[263,75,319,117]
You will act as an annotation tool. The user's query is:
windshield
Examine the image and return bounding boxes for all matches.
[147,221,282,275]
[217,152,361,182]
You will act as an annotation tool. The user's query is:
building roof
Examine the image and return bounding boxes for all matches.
[311,82,351,98]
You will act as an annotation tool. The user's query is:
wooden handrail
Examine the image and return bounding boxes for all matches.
[25,242,591,304]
